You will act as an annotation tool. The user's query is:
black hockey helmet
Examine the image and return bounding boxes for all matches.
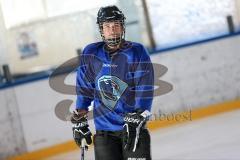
[96,5,126,48]
[97,5,125,24]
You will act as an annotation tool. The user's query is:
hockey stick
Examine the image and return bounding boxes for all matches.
[80,139,89,160]
[80,139,85,160]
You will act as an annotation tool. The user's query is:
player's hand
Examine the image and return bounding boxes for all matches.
[71,110,92,147]
[123,109,151,152]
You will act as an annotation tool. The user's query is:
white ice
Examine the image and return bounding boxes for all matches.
[46,109,240,160]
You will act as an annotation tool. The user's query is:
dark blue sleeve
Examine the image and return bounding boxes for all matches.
[134,45,154,111]
[75,50,95,110]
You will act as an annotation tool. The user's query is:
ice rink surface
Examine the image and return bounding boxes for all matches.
[46,109,240,160]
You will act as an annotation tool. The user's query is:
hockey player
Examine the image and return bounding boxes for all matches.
[71,5,154,160]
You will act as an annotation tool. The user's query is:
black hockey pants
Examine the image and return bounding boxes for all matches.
[93,129,151,160]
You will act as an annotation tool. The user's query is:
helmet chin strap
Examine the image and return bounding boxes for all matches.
[104,38,125,53]
[105,37,122,48]
[104,30,125,50]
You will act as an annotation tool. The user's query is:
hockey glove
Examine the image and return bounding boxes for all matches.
[123,110,151,152]
[71,110,92,147]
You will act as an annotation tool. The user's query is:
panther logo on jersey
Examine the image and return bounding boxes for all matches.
[99,78,120,101]
[98,75,128,110]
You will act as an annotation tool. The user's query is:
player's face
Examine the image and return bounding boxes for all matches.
[102,21,123,39]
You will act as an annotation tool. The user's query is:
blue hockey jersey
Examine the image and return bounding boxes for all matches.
[76,41,154,131]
